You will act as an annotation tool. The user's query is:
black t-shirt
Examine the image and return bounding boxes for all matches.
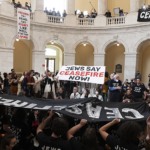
[37,132,72,150]
[106,135,139,150]
[132,84,146,99]
[109,79,122,93]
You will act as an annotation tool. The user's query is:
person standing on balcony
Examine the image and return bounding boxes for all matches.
[63,10,67,17]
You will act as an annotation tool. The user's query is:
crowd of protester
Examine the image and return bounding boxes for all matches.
[0,69,150,149]
[0,69,150,103]
[0,105,150,150]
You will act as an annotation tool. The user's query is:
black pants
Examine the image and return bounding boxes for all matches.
[109,91,121,102]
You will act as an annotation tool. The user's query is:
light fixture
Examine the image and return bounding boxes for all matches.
[83,43,87,46]
[51,40,54,45]
[116,43,120,46]
[16,38,19,42]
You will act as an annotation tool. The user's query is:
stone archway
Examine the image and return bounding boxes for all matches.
[136,39,150,85]
[75,41,94,66]
[13,39,34,73]
[45,41,64,73]
[105,41,125,80]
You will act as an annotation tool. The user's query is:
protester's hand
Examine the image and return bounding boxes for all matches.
[111,118,120,124]
[80,119,87,126]
[48,110,54,118]
[116,86,121,90]
[147,116,150,126]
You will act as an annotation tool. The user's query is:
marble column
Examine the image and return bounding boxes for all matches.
[94,53,105,66]
[67,0,75,15]
[0,47,13,73]
[124,53,137,80]
[130,0,140,13]
[32,50,45,74]
[34,0,47,23]
[0,0,14,16]
[98,0,107,15]
[0,0,9,3]
[64,52,75,65]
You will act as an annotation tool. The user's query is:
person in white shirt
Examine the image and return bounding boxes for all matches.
[70,86,80,99]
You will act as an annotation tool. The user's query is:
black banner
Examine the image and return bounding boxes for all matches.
[137,9,150,22]
[0,95,150,122]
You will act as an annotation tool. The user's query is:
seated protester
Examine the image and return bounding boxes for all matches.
[67,119,102,150]
[99,119,143,150]
[70,86,80,99]
[36,111,72,150]
[131,78,147,102]
[80,88,90,99]
[122,89,134,103]
[55,87,65,100]
[0,134,17,150]
[88,90,103,101]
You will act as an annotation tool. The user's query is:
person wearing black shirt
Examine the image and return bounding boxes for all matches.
[131,78,147,102]
[109,74,122,102]
[37,111,72,150]
[67,119,102,150]
[99,119,143,150]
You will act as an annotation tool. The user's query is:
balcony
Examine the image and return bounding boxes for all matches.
[106,16,126,25]
[47,15,65,24]
[0,2,143,28]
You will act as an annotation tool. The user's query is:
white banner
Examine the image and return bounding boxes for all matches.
[17,8,30,40]
[57,65,105,84]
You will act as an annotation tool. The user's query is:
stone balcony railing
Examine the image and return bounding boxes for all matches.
[106,16,126,25]
[76,18,95,26]
[47,15,65,24]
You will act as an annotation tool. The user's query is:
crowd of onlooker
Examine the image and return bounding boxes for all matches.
[12,0,31,12]
[0,69,150,149]
[76,9,97,19]
[44,7,67,18]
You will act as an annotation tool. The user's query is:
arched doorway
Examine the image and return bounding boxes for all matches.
[75,42,94,66]
[105,41,125,80]
[13,39,34,73]
[136,39,150,85]
[45,42,64,73]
